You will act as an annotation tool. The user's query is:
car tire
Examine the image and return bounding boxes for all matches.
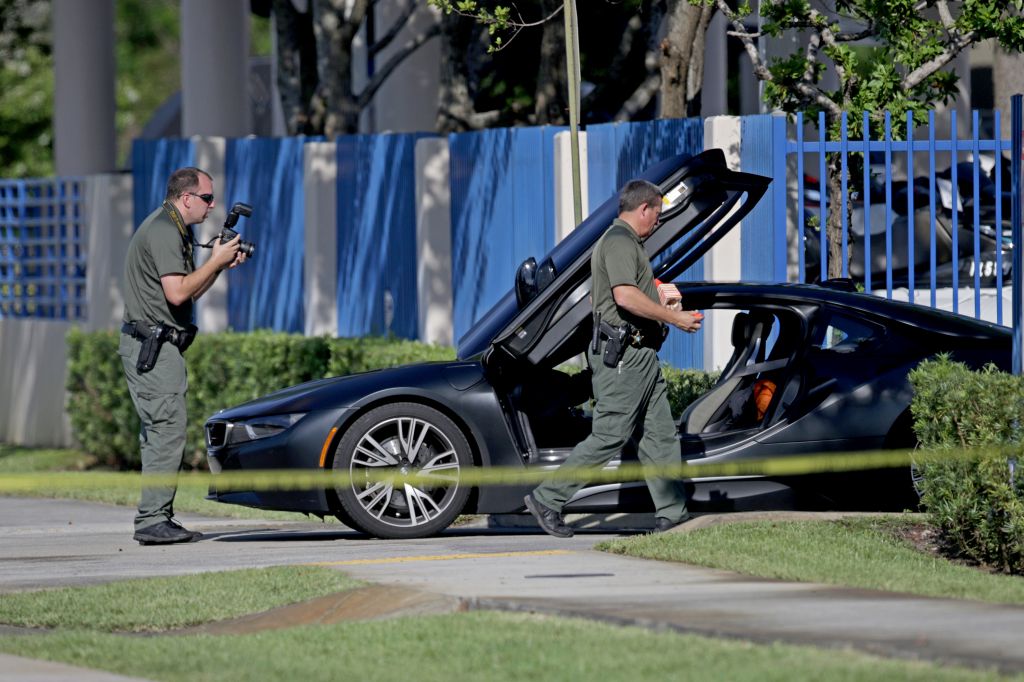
[332,402,472,539]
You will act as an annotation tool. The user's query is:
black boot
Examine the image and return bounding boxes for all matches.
[524,493,573,538]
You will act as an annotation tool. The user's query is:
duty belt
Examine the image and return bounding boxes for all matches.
[121,321,196,353]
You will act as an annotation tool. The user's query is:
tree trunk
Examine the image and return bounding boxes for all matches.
[272,0,317,135]
[659,0,714,119]
[534,0,567,125]
[587,0,666,122]
[684,2,713,118]
[825,151,849,281]
[311,0,366,137]
[434,7,500,132]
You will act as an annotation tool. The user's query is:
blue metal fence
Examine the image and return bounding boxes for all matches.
[130,138,195,229]
[223,137,307,332]
[336,133,433,339]
[782,109,1013,325]
[586,118,705,369]
[449,126,564,344]
[0,178,87,320]
[741,115,789,284]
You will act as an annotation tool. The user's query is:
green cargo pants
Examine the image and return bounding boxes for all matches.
[119,332,188,532]
[532,344,688,523]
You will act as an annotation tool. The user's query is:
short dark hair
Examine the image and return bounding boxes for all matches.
[165,167,211,201]
[618,179,662,214]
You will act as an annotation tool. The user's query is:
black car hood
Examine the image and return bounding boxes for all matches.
[207,361,484,420]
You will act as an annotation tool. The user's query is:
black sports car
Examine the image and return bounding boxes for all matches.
[205,149,1011,538]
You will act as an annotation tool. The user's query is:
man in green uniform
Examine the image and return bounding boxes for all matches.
[525,179,702,537]
[120,167,246,545]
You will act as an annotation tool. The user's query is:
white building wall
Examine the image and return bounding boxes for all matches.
[702,116,743,373]
[414,138,454,346]
[303,142,340,337]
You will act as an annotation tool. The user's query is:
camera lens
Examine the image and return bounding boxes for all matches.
[240,241,255,258]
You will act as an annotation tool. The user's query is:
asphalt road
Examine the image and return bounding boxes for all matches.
[3,496,1024,677]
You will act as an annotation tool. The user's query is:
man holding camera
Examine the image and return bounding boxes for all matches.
[524,179,702,537]
[120,167,246,545]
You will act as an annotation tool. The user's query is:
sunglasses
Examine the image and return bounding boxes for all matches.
[186,192,215,204]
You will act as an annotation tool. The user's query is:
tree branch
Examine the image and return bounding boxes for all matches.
[357,22,442,108]
[614,72,661,122]
[369,0,418,57]
[716,0,842,118]
[936,0,957,29]
[437,106,502,130]
[903,31,977,91]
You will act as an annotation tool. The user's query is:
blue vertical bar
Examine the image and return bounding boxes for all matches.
[862,111,872,294]
[819,111,827,280]
[884,112,893,298]
[950,110,959,313]
[840,112,849,279]
[995,109,1004,326]
[1011,94,1022,376]
[928,111,937,308]
[772,116,788,282]
[797,113,805,283]
[906,112,915,304]
[972,110,982,318]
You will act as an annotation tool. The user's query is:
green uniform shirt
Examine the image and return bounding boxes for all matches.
[122,203,195,329]
[591,218,662,339]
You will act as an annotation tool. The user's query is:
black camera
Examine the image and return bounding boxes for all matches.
[220,202,255,258]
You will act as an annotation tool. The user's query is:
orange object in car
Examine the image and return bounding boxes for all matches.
[753,379,776,420]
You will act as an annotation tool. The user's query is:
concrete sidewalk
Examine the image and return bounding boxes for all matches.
[334,514,1024,676]
[0,653,154,682]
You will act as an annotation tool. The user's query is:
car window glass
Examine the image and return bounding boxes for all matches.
[813,314,878,352]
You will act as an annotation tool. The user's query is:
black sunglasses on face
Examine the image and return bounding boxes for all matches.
[186,192,215,204]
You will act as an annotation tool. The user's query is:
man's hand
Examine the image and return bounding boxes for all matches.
[668,309,703,333]
[211,234,243,270]
[613,284,703,333]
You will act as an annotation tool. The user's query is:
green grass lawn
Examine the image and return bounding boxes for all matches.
[0,566,363,632]
[598,516,1024,604]
[0,444,94,472]
[0,444,331,522]
[0,610,1014,682]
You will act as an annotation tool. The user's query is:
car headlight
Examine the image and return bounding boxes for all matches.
[225,413,306,445]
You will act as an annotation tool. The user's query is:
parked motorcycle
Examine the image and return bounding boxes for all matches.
[800,158,1013,288]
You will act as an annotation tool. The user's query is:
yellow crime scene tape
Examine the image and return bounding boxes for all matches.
[0,446,1016,494]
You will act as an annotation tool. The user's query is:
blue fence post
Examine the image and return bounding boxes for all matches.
[1012,94,1022,376]
[740,114,789,283]
[771,115,788,282]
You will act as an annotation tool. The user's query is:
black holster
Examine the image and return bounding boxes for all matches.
[136,324,168,374]
[123,321,198,373]
[598,320,631,368]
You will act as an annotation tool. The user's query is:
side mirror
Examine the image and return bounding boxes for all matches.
[515,257,538,307]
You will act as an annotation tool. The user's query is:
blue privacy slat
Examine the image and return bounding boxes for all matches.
[336,133,431,339]
[586,118,704,369]
[223,137,306,332]
[131,138,194,229]
[449,126,564,344]
[740,115,782,284]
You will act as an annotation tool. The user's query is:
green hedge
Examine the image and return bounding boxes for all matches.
[66,330,456,469]
[909,355,1024,574]
[66,329,716,471]
[663,365,720,419]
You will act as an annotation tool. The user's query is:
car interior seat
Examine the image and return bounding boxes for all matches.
[679,312,777,434]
